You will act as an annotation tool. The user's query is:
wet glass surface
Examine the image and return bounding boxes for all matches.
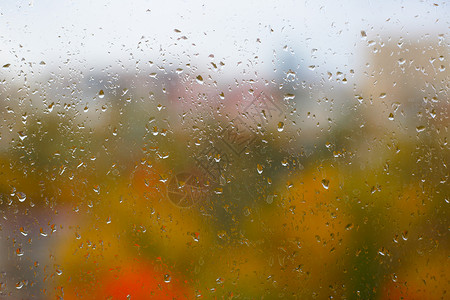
[0,1,448,299]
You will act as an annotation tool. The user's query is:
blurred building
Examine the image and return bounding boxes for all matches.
[359,38,448,136]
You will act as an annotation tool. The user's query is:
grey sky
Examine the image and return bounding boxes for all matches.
[0,0,447,78]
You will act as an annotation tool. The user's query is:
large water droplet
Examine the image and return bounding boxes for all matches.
[164,274,171,283]
[283,93,295,100]
[321,179,330,190]
[17,192,26,202]
[18,131,27,140]
[257,164,264,174]
[416,125,425,132]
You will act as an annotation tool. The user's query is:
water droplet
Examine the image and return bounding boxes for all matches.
[308,65,316,71]
[40,228,48,237]
[16,248,24,257]
[98,90,105,98]
[402,230,408,241]
[277,122,284,132]
[18,131,27,140]
[321,179,330,189]
[257,164,264,174]
[48,102,54,112]
[191,232,200,242]
[283,93,295,100]
[3,63,11,68]
[17,192,26,202]
[56,267,63,276]
[20,227,28,236]
[388,113,394,121]
[164,274,171,283]
[416,125,425,132]
[430,109,436,119]
[196,75,203,84]
[360,30,367,39]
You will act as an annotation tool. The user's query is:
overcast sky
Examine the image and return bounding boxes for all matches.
[0,0,448,79]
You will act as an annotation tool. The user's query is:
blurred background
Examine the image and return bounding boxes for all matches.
[0,0,448,299]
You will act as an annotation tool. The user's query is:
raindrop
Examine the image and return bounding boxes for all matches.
[20,227,28,236]
[196,75,204,84]
[164,274,171,283]
[98,90,105,98]
[416,125,425,132]
[18,131,27,140]
[402,230,408,241]
[429,109,436,119]
[283,93,295,100]
[321,179,330,190]
[257,164,264,174]
[277,122,284,132]
[93,185,100,194]
[56,267,63,276]
[17,192,26,202]
[360,30,367,39]
[16,248,24,257]
[40,228,48,237]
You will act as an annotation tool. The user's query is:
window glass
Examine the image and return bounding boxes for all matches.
[0,1,448,299]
